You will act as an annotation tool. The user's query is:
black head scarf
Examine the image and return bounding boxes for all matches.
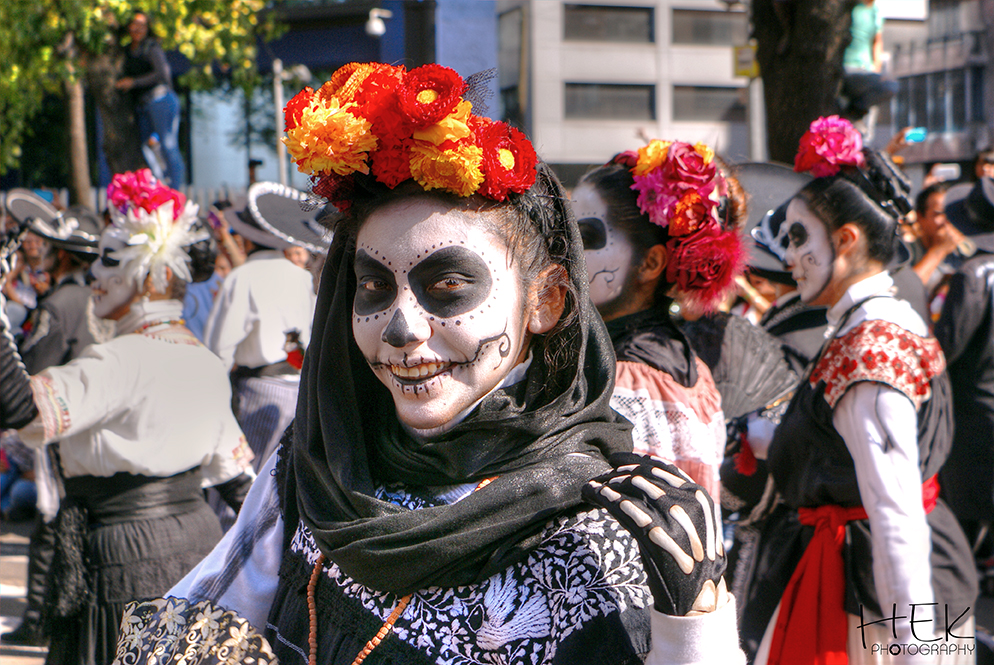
[284,163,633,595]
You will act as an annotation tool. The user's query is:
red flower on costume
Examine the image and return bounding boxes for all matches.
[475,119,538,202]
[397,64,467,127]
[284,87,315,132]
[665,225,746,313]
[794,115,866,177]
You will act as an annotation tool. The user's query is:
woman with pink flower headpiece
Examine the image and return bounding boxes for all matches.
[573,140,746,500]
[0,169,254,664]
[738,117,977,664]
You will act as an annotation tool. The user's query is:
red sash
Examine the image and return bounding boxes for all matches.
[766,476,939,665]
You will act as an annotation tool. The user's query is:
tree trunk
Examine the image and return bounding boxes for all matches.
[66,71,91,207]
[752,0,858,164]
[86,51,145,178]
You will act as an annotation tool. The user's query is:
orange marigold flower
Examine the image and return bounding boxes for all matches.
[476,120,537,201]
[668,190,712,237]
[283,98,376,177]
[320,62,402,106]
[693,142,715,164]
[398,64,468,128]
[633,140,672,176]
[284,87,316,132]
[410,141,484,197]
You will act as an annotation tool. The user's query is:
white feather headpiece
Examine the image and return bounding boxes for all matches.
[106,169,209,293]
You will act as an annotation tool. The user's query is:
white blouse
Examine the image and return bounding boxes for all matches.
[19,299,252,486]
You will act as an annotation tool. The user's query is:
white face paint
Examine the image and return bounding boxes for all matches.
[574,183,635,316]
[91,231,140,320]
[353,198,532,431]
[784,199,835,305]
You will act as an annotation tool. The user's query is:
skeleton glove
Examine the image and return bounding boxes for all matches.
[582,453,728,616]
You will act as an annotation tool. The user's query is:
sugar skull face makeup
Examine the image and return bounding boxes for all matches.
[91,231,140,320]
[574,183,635,315]
[353,198,533,431]
[784,198,835,305]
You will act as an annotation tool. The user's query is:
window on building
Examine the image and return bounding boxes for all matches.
[929,71,948,133]
[563,4,654,43]
[671,9,748,46]
[948,69,966,131]
[564,83,656,120]
[672,85,746,122]
[970,66,984,124]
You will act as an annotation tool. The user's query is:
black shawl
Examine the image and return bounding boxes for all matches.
[284,164,633,595]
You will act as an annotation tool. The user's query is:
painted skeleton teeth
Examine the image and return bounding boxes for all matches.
[391,362,449,379]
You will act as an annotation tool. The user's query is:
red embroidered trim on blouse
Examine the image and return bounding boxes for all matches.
[809,319,945,410]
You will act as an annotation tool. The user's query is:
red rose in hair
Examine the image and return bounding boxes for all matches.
[284,87,315,132]
[665,225,746,313]
[794,115,865,177]
[397,64,467,127]
[370,139,414,189]
[142,185,187,219]
[662,142,718,195]
[668,190,712,237]
[475,119,537,201]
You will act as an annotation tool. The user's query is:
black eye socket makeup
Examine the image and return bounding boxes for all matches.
[787,222,809,249]
[408,246,492,318]
[354,250,399,315]
[577,217,608,251]
[101,248,121,268]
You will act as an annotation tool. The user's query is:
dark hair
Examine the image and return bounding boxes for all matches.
[976,148,994,166]
[127,11,157,40]
[331,163,580,392]
[794,176,898,265]
[185,217,218,283]
[914,181,950,217]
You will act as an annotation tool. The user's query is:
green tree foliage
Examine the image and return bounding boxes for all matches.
[0,0,279,175]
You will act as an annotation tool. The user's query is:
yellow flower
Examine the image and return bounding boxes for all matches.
[633,139,672,176]
[694,142,715,164]
[410,141,484,197]
[283,98,376,176]
[412,100,473,146]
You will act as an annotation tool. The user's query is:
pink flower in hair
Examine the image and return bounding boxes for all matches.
[107,168,186,220]
[794,115,866,177]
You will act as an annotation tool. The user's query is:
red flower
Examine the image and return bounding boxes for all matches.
[662,142,718,194]
[664,225,745,313]
[397,64,467,128]
[794,115,866,177]
[354,66,408,141]
[107,169,186,220]
[370,139,414,189]
[284,87,315,132]
[668,190,712,237]
[475,119,537,201]
[862,351,877,370]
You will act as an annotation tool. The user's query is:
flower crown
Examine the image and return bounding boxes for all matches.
[614,139,745,313]
[282,62,538,212]
[794,115,865,177]
[105,169,208,293]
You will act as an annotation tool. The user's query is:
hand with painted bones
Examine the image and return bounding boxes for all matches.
[583,453,729,616]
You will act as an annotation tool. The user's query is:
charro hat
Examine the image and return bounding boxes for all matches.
[734,162,811,285]
[4,189,101,255]
[945,177,994,253]
[221,194,292,251]
[246,182,332,255]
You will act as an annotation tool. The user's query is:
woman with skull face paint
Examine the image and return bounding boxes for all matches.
[574,144,746,499]
[109,63,744,664]
[0,169,253,665]
[740,117,976,664]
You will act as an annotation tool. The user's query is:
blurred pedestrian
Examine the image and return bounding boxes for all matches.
[115,12,185,187]
[0,169,253,664]
[840,0,898,140]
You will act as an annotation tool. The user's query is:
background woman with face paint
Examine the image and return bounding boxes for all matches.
[0,169,253,665]
[574,145,746,499]
[108,62,745,664]
[739,117,977,663]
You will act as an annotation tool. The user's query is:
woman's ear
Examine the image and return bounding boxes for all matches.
[637,245,668,284]
[527,264,568,334]
[834,223,862,259]
[142,266,175,298]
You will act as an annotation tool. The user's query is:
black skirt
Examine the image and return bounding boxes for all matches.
[45,468,223,665]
